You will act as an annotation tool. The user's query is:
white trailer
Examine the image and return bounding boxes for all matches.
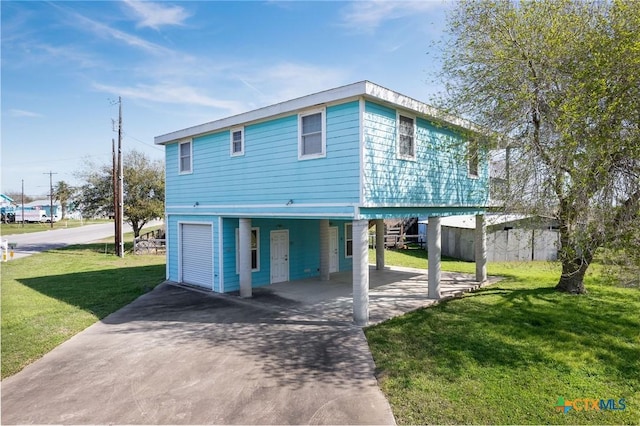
[15,209,49,223]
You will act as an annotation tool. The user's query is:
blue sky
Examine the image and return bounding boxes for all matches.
[1,0,452,197]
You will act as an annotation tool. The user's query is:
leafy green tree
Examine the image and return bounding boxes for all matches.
[438,0,640,292]
[4,191,34,204]
[53,180,74,219]
[76,150,164,237]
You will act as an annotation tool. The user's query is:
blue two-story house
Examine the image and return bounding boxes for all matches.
[155,81,489,325]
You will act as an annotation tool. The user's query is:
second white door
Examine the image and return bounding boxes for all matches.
[270,230,289,283]
[329,226,339,273]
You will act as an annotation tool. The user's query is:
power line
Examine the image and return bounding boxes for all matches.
[122,132,163,151]
[43,171,57,229]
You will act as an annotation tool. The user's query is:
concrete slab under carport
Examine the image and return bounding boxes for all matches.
[250,265,501,325]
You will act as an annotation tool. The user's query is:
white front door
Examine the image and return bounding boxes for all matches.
[329,226,339,273]
[270,230,289,283]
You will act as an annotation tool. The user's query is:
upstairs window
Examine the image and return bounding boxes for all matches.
[398,114,415,159]
[179,140,192,174]
[468,140,479,177]
[230,128,244,156]
[299,109,326,159]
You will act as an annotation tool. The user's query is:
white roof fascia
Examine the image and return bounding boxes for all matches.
[155,80,479,145]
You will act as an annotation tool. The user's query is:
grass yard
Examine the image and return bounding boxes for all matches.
[365,248,640,425]
[0,219,111,236]
[1,242,165,379]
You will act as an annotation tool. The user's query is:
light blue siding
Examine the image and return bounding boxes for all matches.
[363,101,489,207]
[221,218,353,292]
[163,92,491,294]
[165,102,361,209]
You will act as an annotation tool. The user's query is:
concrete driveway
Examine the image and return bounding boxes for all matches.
[1,283,396,425]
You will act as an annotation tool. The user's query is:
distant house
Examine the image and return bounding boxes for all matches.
[1,194,16,221]
[24,200,62,221]
[0,194,14,209]
[420,214,560,262]
[155,81,491,324]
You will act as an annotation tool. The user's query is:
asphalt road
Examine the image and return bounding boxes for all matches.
[1,220,163,260]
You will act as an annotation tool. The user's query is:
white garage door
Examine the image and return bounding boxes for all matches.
[181,223,213,289]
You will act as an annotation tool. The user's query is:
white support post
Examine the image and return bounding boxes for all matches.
[239,218,252,298]
[475,214,487,282]
[375,219,385,270]
[427,216,441,299]
[352,219,370,326]
[319,219,330,281]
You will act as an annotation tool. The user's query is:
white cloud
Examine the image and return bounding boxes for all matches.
[238,62,350,105]
[92,82,245,113]
[340,0,446,33]
[123,1,190,30]
[51,3,174,56]
[9,109,43,118]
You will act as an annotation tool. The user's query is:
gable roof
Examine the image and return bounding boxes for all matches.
[155,80,478,145]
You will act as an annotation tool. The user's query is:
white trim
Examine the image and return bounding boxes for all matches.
[360,202,486,208]
[218,216,224,292]
[178,139,193,174]
[235,227,260,273]
[298,107,326,160]
[230,127,244,157]
[344,222,353,258]
[396,112,416,161]
[359,97,365,204]
[168,202,359,209]
[168,211,356,218]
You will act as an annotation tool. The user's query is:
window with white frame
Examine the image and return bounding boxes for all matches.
[235,227,260,272]
[299,109,326,159]
[468,139,479,177]
[230,127,244,156]
[398,114,416,159]
[345,223,353,258]
[179,140,192,173]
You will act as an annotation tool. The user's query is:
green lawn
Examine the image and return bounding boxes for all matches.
[0,219,111,236]
[365,248,640,425]
[1,242,165,379]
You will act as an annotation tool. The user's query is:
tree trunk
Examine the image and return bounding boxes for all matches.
[132,221,141,238]
[555,257,589,294]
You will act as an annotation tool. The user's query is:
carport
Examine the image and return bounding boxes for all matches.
[205,263,498,326]
[236,215,489,326]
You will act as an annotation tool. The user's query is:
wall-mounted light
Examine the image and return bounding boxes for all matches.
[286,199,294,206]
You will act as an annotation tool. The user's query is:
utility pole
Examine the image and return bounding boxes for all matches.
[112,138,119,255]
[116,97,124,258]
[44,171,57,229]
[21,179,24,228]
